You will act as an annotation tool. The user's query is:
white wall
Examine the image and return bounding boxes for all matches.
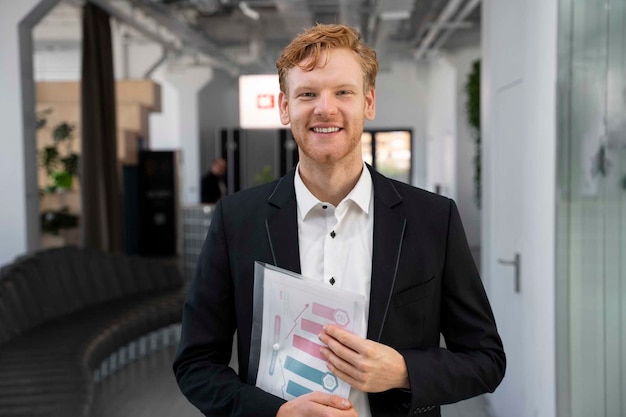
[0,0,44,266]
[446,46,482,250]
[426,56,457,196]
[34,48,80,80]
[482,0,557,416]
[370,60,429,188]
[32,1,81,80]
[518,0,557,414]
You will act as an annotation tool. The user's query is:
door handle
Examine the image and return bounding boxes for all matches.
[498,253,521,293]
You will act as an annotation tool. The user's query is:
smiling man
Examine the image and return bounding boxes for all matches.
[174,24,505,417]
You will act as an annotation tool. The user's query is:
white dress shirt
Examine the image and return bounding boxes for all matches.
[294,163,373,417]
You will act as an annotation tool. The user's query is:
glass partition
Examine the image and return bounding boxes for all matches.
[557,0,626,416]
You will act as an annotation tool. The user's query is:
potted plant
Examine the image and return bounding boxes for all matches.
[465,60,481,208]
[37,109,80,236]
[40,121,79,192]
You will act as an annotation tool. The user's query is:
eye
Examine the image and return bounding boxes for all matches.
[299,92,315,98]
[337,90,352,96]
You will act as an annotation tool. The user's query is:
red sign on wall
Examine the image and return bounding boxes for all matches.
[257,94,275,109]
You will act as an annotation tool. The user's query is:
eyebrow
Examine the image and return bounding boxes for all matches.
[292,82,360,94]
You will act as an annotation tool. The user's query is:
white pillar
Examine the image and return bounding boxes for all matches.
[150,63,213,205]
[426,56,457,197]
[0,0,53,266]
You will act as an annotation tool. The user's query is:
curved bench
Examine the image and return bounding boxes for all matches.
[0,246,185,417]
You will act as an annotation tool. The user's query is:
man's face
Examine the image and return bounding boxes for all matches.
[278,48,376,167]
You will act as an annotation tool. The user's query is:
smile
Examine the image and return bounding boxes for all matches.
[311,127,341,133]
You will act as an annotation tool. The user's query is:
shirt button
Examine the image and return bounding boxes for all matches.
[322,205,328,209]
[330,277,336,285]
[330,231,336,238]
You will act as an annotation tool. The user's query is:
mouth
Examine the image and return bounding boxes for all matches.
[310,126,342,134]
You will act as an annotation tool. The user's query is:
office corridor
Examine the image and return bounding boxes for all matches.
[91,344,496,417]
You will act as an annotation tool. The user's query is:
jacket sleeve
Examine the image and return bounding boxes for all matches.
[399,200,506,412]
[172,200,285,417]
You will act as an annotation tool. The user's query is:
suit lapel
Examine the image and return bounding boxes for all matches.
[265,170,301,274]
[367,167,406,341]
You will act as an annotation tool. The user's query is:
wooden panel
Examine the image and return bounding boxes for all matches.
[37,80,162,111]
[35,80,162,249]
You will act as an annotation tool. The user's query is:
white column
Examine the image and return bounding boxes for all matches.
[150,63,213,204]
[426,56,457,197]
[0,0,49,266]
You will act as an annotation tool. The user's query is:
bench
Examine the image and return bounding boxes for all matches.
[0,246,185,417]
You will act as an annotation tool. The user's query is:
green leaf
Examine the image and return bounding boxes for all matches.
[51,170,73,189]
[52,122,75,144]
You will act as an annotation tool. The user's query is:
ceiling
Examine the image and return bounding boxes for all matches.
[35,0,481,75]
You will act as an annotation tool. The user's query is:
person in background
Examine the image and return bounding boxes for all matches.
[174,23,505,417]
[200,157,226,204]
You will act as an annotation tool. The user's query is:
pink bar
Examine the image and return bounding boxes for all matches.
[312,302,335,320]
[292,334,325,360]
[301,318,324,335]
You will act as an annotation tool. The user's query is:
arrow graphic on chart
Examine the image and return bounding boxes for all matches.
[285,304,309,340]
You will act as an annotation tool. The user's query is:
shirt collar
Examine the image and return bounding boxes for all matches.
[294,162,373,219]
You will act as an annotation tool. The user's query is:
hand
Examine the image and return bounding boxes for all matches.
[318,324,410,393]
[276,392,357,417]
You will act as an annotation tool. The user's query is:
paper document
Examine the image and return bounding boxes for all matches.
[250,262,366,401]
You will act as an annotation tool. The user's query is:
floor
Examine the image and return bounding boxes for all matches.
[91,344,496,417]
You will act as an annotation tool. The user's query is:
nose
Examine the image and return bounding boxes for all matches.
[314,92,338,117]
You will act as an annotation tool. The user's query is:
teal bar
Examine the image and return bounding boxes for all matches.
[284,356,338,392]
[284,356,325,383]
[286,380,312,397]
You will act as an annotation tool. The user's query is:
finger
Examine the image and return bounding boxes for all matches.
[323,352,361,382]
[321,346,366,386]
[320,332,361,363]
[322,324,365,353]
[327,363,363,390]
[305,392,352,409]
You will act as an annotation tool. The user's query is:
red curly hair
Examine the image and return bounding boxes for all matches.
[276,23,379,94]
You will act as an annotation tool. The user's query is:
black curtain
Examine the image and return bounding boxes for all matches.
[80,3,122,252]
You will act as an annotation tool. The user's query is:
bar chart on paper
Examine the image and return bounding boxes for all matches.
[255,265,365,401]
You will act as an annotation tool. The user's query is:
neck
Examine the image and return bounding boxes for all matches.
[298,157,363,206]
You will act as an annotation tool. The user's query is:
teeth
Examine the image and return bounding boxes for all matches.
[313,127,340,133]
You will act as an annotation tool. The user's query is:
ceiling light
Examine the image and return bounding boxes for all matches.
[380,10,411,21]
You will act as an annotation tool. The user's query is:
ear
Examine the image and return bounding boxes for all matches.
[364,87,376,121]
[278,91,290,126]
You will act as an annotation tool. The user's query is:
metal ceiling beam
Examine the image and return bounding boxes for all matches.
[413,0,464,60]
[88,0,181,52]
[128,0,240,75]
[431,0,480,50]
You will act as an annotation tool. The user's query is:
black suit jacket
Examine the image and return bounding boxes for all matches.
[173,166,505,417]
